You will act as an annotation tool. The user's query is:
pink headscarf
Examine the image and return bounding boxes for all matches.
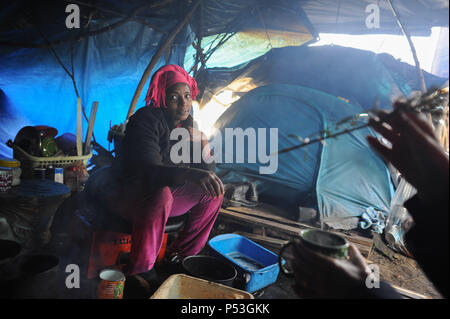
[144,64,198,108]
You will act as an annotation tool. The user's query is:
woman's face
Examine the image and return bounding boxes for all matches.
[165,82,192,123]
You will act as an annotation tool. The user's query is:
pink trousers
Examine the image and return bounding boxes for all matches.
[117,182,223,276]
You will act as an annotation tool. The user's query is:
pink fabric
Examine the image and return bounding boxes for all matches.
[118,182,223,276]
[144,64,199,108]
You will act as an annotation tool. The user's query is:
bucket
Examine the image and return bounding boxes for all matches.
[182,255,237,287]
[17,254,60,298]
[97,269,126,299]
[0,240,22,299]
[0,239,21,263]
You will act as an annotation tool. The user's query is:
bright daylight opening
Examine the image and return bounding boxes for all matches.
[194,27,446,138]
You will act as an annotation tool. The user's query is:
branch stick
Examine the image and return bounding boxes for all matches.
[387,0,427,94]
[125,0,203,121]
[276,123,369,155]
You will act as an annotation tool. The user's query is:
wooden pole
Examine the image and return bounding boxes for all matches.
[76,97,83,156]
[125,0,203,121]
[84,101,98,155]
[387,0,427,94]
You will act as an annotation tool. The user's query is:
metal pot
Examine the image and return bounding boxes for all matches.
[0,239,21,263]
[182,255,237,287]
[16,254,61,298]
[0,240,22,299]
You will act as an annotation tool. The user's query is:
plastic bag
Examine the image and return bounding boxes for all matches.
[384,177,416,256]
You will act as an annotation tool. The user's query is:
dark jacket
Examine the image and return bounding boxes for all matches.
[404,194,449,299]
[112,106,215,192]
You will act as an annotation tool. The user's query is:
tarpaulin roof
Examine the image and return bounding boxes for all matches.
[194,45,448,109]
[1,0,448,45]
[0,0,448,229]
[207,45,446,227]
[0,15,193,157]
[300,0,449,36]
[0,0,448,155]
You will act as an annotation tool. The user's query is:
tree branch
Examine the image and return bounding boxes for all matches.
[387,0,427,94]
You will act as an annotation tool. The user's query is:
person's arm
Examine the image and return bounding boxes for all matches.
[120,109,184,187]
[121,111,224,198]
[367,106,449,207]
[367,106,449,298]
[403,195,449,298]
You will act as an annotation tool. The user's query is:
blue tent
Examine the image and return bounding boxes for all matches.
[212,84,396,230]
[197,44,446,229]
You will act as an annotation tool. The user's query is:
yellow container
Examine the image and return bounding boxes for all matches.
[0,158,20,168]
[0,158,21,186]
[150,274,254,299]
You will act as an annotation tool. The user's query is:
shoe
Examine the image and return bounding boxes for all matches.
[246,182,258,202]
[222,183,259,208]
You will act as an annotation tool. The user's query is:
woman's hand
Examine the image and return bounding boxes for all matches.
[187,127,213,161]
[367,105,449,206]
[292,242,370,298]
[187,127,208,146]
[184,168,224,198]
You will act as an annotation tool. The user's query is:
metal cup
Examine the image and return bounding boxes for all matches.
[278,229,349,277]
[97,269,126,299]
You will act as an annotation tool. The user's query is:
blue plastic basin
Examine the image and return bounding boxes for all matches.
[208,234,280,293]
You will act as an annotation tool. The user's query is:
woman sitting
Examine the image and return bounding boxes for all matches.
[107,64,224,281]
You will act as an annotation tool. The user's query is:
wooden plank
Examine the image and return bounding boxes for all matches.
[226,206,373,247]
[220,208,373,247]
[391,285,430,299]
[76,97,83,156]
[126,0,202,121]
[219,208,373,256]
[227,206,314,229]
[234,231,289,248]
[220,208,302,236]
[223,219,371,257]
[83,101,98,155]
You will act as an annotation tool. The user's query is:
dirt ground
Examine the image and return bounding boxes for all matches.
[368,244,442,299]
[212,215,443,299]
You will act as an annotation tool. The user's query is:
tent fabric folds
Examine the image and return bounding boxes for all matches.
[213,84,394,229]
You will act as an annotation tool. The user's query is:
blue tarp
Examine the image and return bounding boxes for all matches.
[196,45,448,110]
[197,45,446,229]
[0,19,193,157]
[213,84,394,229]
